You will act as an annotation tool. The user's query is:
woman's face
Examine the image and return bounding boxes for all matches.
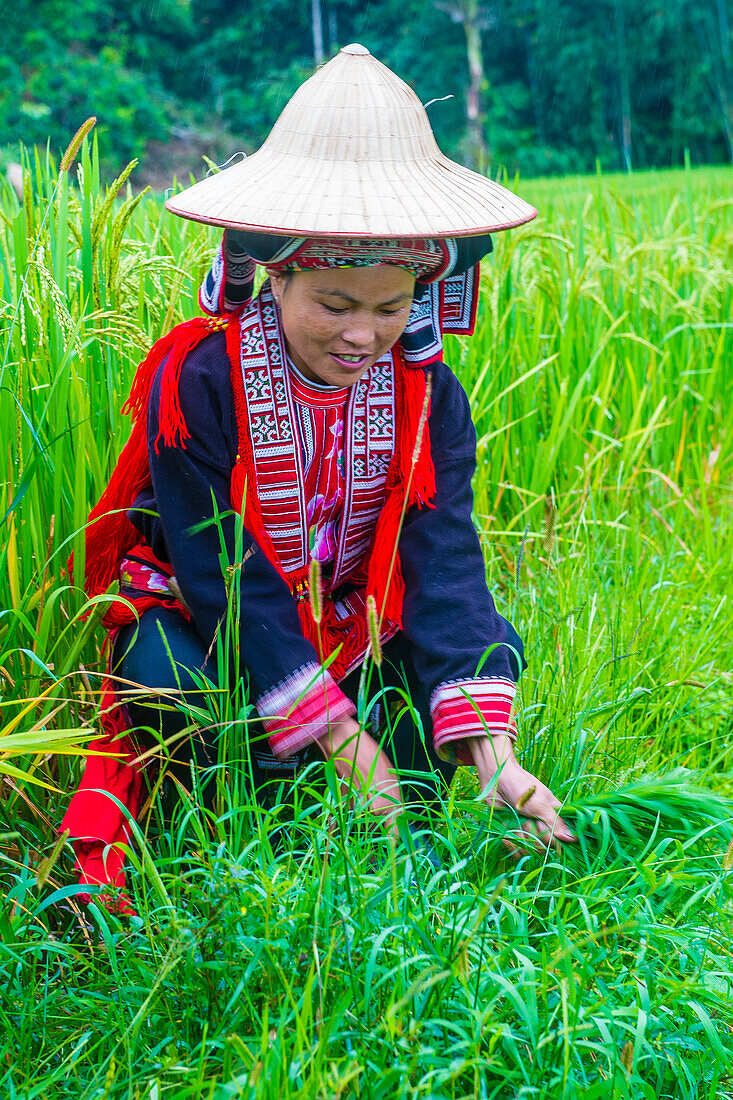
[268,265,415,388]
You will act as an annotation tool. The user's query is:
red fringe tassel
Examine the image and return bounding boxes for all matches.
[73,318,222,599]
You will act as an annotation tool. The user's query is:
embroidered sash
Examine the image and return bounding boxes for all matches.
[236,285,396,587]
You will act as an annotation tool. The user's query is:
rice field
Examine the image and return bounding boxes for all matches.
[0,139,731,1098]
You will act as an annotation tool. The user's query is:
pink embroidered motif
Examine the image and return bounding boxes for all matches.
[289,370,347,565]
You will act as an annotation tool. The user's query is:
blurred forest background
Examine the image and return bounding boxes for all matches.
[3,0,732,185]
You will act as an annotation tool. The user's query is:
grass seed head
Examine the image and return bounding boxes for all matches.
[366,594,382,667]
[309,558,322,624]
[516,784,537,811]
[543,493,557,555]
[35,828,70,889]
[410,372,433,469]
[723,837,733,872]
[59,117,97,173]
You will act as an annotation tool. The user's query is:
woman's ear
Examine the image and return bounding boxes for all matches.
[267,269,284,306]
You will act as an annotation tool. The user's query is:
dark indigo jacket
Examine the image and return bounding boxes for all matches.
[129,332,524,703]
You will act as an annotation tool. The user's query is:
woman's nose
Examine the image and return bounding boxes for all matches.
[341,313,375,348]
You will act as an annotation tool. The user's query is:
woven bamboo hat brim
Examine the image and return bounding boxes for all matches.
[165,44,536,238]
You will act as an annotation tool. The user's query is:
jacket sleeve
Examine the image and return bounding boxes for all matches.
[143,332,354,757]
[398,362,525,764]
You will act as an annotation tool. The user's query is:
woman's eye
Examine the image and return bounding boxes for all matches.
[321,304,348,315]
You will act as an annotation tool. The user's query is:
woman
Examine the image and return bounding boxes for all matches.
[62,45,575,913]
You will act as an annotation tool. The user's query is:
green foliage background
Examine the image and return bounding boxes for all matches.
[3,0,732,180]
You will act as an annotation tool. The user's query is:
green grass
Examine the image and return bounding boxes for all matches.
[0,139,731,1098]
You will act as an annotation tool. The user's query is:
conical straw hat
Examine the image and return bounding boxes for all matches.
[165,44,536,238]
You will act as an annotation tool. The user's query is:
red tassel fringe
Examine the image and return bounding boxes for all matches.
[60,677,145,917]
[74,318,221,600]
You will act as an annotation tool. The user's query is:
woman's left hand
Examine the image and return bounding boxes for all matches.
[466,734,577,855]
[316,716,403,833]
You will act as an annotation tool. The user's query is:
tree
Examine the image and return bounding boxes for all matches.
[7,0,171,167]
[434,0,495,168]
[312,0,325,65]
[613,0,633,170]
[3,0,731,178]
[693,0,733,162]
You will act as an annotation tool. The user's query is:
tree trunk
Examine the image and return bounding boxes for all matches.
[328,5,338,53]
[463,0,489,170]
[525,28,546,149]
[434,0,490,168]
[716,0,733,162]
[614,0,632,170]
[312,0,325,66]
[670,43,682,166]
[695,0,733,163]
[590,67,607,164]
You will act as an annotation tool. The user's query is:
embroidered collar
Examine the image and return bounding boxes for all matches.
[287,359,348,409]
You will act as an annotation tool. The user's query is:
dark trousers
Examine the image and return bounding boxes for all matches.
[112,608,455,815]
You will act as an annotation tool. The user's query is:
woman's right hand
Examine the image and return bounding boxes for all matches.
[467,733,576,855]
[316,716,403,829]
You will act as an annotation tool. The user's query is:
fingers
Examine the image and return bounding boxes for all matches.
[485,761,577,856]
[483,788,511,810]
[501,814,575,859]
[497,766,575,833]
[517,794,576,846]
[502,821,545,859]
[327,728,404,826]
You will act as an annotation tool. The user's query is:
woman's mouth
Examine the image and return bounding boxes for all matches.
[330,352,370,369]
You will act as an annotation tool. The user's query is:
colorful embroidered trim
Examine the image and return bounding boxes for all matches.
[430,677,518,765]
[257,662,356,758]
[264,236,451,281]
[234,283,396,580]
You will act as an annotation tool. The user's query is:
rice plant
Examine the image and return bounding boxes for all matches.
[0,143,731,1098]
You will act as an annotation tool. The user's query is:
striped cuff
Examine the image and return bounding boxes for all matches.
[257,663,356,759]
[430,677,518,765]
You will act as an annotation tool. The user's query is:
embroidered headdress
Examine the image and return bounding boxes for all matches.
[255,236,453,281]
[200,229,493,368]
